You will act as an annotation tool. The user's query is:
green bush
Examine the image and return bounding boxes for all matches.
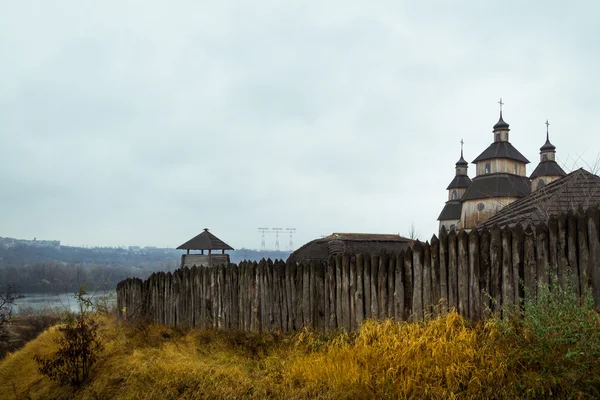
[493,270,600,397]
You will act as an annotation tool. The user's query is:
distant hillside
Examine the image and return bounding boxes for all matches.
[0,237,290,293]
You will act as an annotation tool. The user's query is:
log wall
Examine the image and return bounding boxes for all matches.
[117,208,600,331]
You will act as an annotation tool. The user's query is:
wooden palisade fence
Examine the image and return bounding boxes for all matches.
[117,207,600,332]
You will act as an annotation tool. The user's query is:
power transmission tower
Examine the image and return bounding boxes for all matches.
[258,228,269,251]
[272,228,283,251]
[286,228,296,251]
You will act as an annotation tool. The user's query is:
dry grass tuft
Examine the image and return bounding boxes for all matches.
[0,309,599,399]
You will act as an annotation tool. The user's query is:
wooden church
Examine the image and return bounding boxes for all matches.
[436,99,591,231]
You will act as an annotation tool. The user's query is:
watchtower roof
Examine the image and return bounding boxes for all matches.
[177,229,234,251]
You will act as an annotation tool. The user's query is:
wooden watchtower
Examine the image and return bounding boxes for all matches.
[177,228,234,268]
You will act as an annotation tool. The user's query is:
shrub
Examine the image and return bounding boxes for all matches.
[33,285,104,386]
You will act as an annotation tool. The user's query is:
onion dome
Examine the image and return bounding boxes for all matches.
[493,112,510,131]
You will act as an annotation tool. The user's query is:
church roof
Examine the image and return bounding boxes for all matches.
[493,113,510,130]
[484,169,600,228]
[472,141,530,164]
[530,161,566,179]
[287,233,413,264]
[177,229,234,251]
[446,175,472,190]
[437,200,462,221]
[462,173,531,201]
[540,138,556,152]
[456,155,468,167]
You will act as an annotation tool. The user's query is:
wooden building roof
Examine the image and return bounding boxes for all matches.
[472,141,530,164]
[484,168,600,228]
[288,233,413,264]
[177,229,234,251]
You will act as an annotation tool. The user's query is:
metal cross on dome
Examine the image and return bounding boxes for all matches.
[498,98,504,112]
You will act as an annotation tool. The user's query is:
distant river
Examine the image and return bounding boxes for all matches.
[13,291,116,314]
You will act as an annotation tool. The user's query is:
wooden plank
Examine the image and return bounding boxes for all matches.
[501,227,513,312]
[309,261,316,330]
[394,252,404,321]
[335,255,343,329]
[355,253,364,328]
[489,225,502,313]
[316,262,326,332]
[438,226,449,313]
[447,230,458,311]
[430,235,440,316]
[403,248,413,320]
[457,230,469,318]
[412,242,424,322]
[578,207,591,299]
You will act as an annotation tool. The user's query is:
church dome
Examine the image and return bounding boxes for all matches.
[455,154,468,167]
[540,138,556,152]
[493,113,510,130]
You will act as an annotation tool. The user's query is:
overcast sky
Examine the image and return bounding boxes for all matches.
[2,1,599,250]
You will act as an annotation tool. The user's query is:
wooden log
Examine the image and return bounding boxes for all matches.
[341,254,350,330]
[430,235,441,316]
[511,224,524,306]
[363,254,372,320]
[370,254,380,319]
[309,261,316,330]
[327,257,336,331]
[303,261,311,329]
[447,230,458,311]
[355,254,364,327]
[387,254,396,318]
[523,226,536,302]
[557,213,569,291]
[587,207,600,306]
[335,255,343,328]
[548,216,559,287]
[315,261,326,332]
[412,242,424,321]
[275,261,284,331]
[489,225,502,312]
[284,261,292,331]
[295,262,304,328]
[403,247,413,320]
[457,230,469,318]
[536,222,550,287]
[479,227,491,315]
[578,207,591,296]
[349,255,356,330]
[566,210,580,296]
[501,227,513,312]
[394,252,404,321]
[251,262,259,332]
[438,226,449,313]
[378,252,388,320]
[468,229,481,320]
[423,244,432,317]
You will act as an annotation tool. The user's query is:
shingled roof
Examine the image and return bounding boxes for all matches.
[288,233,413,264]
[438,201,462,221]
[177,229,234,251]
[484,168,600,228]
[472,141,530,164]
[462,173,531,201]
[530,160,566,179]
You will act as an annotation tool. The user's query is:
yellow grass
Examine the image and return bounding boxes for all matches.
[0,312,597,399]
